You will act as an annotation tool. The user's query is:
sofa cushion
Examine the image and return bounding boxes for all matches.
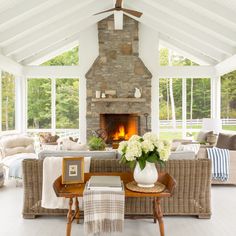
[0,135,35,158]
[169,151,196,160]
[61,139,88,151]
[196,131,213,143]
[216,133,236,150]
[176,143,200,155]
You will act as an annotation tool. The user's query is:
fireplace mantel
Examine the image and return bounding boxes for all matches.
[91,98,146,103]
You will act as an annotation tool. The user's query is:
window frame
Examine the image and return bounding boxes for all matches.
[26,77,79,134]
[0,69,17,135]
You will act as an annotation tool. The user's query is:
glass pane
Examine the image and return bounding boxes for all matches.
[27,79,51,129]
[221,70,236,132]
[159,131,182,141]
[42,47,79,66]
[1,71,15,131]
[186,78,211,129]
[56,79,79,129]
[159,78,182,129]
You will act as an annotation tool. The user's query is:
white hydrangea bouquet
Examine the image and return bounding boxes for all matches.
[118,132,171,170]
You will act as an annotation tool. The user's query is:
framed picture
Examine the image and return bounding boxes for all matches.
[62,157,84,184]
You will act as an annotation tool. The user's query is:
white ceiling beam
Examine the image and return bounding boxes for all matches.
[127,0,235,56]
[14,14,111,62]
[159,34,218,65]
[21,36,80,65]
[0,0,58,28]
[3,1,111,56]
[132,14,224,62]
[133,0,236,44]
[177,0,236,27]
[23,66,81,79]
[158,66,217,78]
[215,54,236,76]
[0,0,97,44]
[0,53,23,75]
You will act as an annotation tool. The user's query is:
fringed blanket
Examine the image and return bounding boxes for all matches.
[207,147,230,181]
[83,185,125,234]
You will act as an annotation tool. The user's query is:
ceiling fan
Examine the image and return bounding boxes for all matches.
[94,0,143,19]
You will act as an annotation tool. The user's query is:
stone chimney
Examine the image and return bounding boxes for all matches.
[86,15,152,139]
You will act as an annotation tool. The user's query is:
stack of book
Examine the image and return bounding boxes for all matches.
[87,176,123,191]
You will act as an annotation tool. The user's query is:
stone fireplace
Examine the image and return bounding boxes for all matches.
[100,113,140,144]
[86,15,152,142]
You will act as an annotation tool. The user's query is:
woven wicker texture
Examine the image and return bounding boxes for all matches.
[126,181,165,193]
[22,158,212,219]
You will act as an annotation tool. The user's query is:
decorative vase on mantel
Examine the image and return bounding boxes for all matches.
[118,132,171,188]
[133,161,158,188]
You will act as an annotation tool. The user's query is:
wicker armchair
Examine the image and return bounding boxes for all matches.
[22,158,211,219]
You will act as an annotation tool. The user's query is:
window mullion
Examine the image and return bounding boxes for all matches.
[0,70,2,132]
[182,78,187,138]
[51,78,56,134]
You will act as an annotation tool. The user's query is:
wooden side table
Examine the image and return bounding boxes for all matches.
[53,172,176,236]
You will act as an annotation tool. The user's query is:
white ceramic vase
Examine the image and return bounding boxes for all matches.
[133,161,158,188]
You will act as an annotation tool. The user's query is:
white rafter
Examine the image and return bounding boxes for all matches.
[131,0,236,45]
[130,14,224,62]
[13,13,111,63]
[127,0,235,56]
[159,34,218,65]
[21,36,80,65]
[0,0,97,45]
[176,0,236,28]
[0,0,59,29]
[3,0,111,56]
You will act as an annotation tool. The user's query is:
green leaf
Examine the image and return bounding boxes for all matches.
[129,160,136,170]
[147,154,157,163]
[138,159,146,170]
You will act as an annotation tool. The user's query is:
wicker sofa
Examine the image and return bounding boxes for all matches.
[22,156,211,219]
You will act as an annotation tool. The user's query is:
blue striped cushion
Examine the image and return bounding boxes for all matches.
[207,147,230,181]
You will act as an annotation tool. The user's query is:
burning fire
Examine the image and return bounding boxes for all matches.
[113,122,137,141]
[113,125,127,140]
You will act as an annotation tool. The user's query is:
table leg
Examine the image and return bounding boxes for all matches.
[155,197,165,236]
[75,197,80,224]
[66,198,73,236]
[153,198,157,223]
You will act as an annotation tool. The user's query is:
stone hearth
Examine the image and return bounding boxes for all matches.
[86,15,152,139]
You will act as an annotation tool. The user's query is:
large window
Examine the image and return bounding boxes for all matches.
[221,70,236,132]
[27,78,79,131]
[27,79,51,129]
[159,46,211,141]
[1,71,15,131]
[56,79,79,129]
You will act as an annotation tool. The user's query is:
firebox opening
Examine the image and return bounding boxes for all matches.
[100,114,140,144]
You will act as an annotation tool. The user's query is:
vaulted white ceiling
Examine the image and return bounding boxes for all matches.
[0,0,235,65]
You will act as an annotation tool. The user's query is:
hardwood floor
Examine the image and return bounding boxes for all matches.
[0,180,236,236]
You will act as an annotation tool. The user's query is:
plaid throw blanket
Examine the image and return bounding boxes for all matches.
[83,185,125,234]
[207,147,230,181]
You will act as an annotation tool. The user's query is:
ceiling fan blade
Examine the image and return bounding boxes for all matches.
[94,8,116,16]
[122,8,143,18]
[115,0,123,8]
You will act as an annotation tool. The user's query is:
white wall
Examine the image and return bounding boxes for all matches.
[139,23,159,135]
[78,25,99,143]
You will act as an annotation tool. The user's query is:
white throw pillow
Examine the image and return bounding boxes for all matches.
[176,143,200,155]
[61,139,88,151]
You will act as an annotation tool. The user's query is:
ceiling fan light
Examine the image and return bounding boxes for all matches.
[114,11,123,30]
